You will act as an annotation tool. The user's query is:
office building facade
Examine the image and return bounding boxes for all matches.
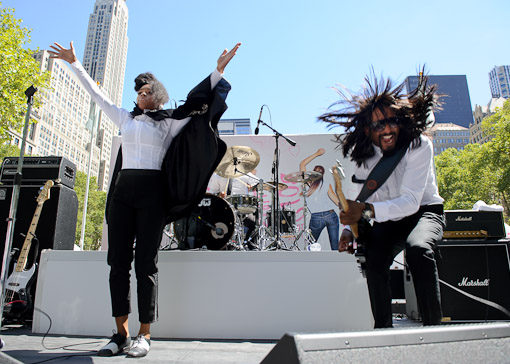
[471,97,506,144]
[218,118,252,135]
[429,123,470,156]
[405,75,474,128]
[489,65,510,99]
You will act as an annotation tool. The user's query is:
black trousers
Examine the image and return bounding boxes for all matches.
[365,204,445,328]
[107,170,167,324]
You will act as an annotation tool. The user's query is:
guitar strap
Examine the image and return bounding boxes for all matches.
[354,142,409,203]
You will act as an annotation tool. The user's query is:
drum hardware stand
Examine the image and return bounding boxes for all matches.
[249,180,275,250]
[161,224,179,250]
[228,217,246,250]
[256,116,296,250]
[292,178,316,250]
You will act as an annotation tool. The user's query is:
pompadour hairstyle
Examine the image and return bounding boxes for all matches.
[134,72,169,109]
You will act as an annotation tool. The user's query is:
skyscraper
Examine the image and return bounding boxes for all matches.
[489,65,510,99]
[82,0,129,190]
[404,75,474,128]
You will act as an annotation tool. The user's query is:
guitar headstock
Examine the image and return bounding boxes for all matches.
[37,180,54,203]
[330,160,345,190]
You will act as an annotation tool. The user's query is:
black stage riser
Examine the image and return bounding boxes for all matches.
[0,184,78,271]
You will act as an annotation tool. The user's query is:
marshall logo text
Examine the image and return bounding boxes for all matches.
[458,277,490,287]
[455,216,473,222]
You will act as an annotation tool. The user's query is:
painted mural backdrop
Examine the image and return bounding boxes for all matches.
[208,133,356,250]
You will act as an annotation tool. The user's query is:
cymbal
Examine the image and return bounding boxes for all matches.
[284,171,322,183]
[251,181,288,192]
[215,146,260,178]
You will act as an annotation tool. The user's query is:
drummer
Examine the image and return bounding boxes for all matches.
[208,170,259,250]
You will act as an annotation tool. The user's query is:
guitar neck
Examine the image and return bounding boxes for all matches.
[332,167,359,239]
[14,202,44,272]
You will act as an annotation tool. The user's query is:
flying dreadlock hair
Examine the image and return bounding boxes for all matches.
[318,67,442,167]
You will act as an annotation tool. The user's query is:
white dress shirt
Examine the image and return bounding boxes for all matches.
[71,60,223,170]
[208,173,258,195]
[353,135,443,222]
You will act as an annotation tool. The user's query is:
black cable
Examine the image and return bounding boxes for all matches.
[25,308,102,364]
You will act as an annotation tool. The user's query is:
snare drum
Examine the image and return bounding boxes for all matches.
[173,194,236,250]
[226,194,258,214]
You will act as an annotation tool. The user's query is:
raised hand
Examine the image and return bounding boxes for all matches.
[217,43,241,73]
[48,42,77,64]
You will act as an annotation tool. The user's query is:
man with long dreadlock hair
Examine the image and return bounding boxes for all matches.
[318,69,445,328]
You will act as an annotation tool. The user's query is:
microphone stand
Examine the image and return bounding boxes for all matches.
[256,119,296,250]
[0,86,37,330]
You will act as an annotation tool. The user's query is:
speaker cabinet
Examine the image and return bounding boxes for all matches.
[437,239,510,321]
[0,184,78,270]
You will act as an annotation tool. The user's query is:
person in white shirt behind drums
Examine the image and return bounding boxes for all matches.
[208,171,259,250]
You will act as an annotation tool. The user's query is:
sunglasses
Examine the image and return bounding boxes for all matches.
[370,117,400,131]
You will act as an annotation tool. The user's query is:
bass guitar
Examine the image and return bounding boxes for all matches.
[4,180,54,317]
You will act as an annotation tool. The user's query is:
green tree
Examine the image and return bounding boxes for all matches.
[435,143,497,210]
[481,99,510,216]
[0,142,20,163]
[0,3,50,142]
[435,99,510,222]
[74,171,107,250]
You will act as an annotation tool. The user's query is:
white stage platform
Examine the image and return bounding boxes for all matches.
[33,250,373,340]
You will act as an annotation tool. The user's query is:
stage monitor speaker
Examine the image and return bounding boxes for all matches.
[0,351,23,364]
[437,239,510,322]
[261,323,510,364]
[0,184,78,271]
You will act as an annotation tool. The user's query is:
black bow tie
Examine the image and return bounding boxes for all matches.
[130,104,174,121]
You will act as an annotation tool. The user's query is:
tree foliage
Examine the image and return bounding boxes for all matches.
[0,141,20,162]
[481,99,510,212]
[435,99,510,221]
[0,3,50,142]
[74,171,107,250]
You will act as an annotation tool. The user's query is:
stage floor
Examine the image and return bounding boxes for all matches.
[1,317,422,364]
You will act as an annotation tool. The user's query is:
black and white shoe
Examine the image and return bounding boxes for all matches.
[127,334,151,358]
[97,333,131,357]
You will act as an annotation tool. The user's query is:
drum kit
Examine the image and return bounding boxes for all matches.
[165,146,323,251]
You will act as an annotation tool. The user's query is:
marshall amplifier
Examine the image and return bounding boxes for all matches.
[436,239,510,321]
[0,156,76,189]
[443,210,505,239]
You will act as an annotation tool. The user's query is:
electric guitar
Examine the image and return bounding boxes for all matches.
[4,180,54,315]
[331,164,369,276]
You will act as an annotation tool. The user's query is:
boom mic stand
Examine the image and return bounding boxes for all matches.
[0,86,38,329]
[256,119,296,250]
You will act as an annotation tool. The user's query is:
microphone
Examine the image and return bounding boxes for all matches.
[254,105,263,135]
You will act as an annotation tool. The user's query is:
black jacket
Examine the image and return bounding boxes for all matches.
[106,74,230,224]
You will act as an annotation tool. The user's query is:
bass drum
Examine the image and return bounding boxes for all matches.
[173,194,236,250]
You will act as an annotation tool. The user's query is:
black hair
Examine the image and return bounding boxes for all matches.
[318,67,442,166]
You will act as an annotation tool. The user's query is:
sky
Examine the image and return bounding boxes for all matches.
[2,0,510,136]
